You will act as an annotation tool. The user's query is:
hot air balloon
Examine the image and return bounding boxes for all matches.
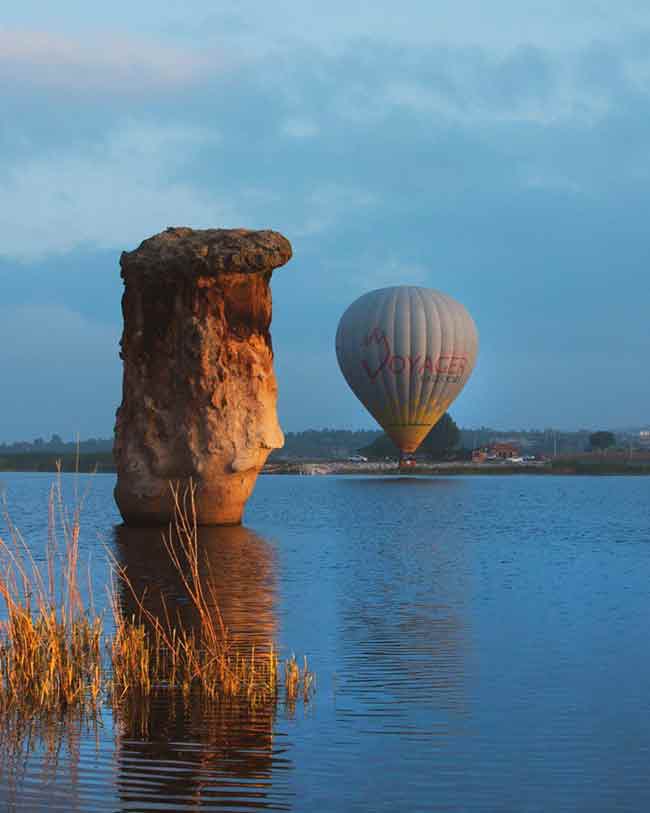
[335,286,478,458]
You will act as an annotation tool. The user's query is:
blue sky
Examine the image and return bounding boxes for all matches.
[1,1,649,440]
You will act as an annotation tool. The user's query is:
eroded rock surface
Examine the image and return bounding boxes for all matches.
[114,227,292,525]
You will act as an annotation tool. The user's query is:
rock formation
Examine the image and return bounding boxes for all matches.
[114,227,292,526]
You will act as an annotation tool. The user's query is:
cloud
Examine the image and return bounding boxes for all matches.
[281,118,320,139]
[0,120,239,260]
[359,259,430,290]
[136,0,650,54]
[290,184,377,237]
[382,74,610,128]
[0,304,118,362]
[0,304,121,441]
[320,257,432,296]
[336,44,614,129]
[0,28,210,94]
[520,168,583,195]
[2,18,650,433]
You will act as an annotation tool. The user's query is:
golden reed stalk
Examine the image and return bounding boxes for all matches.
[0,475,102,716]
[0,475,314,739]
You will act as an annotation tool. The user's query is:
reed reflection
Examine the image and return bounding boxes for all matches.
[112,524,291,812]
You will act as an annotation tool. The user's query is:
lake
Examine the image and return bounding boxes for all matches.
[0,471,649,811]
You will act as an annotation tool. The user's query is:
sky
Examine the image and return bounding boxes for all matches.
[1,1,649,441]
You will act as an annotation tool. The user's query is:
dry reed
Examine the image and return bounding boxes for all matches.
[108,483,315,708]
[0,474,314,744]
[0,474,102,717]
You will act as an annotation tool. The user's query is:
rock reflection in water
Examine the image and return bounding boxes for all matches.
[112,524,290,812]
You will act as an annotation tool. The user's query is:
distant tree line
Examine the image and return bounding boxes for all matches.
[0,425,641,469]
[360,414,460,460]
[269,429,382,461]
[0,452,115,473]
[588,431,616,451]
[0,435,113,455]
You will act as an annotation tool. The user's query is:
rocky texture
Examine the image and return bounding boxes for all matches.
[114,227,292,526]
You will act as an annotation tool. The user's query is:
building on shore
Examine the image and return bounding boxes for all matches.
[472,442,521,463]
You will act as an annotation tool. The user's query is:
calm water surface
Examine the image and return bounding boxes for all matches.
[0,472,649,811]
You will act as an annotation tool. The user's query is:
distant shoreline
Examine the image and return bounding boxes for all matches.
[1,455,649,476]
[0,453,116,474]
[264,460,650,476]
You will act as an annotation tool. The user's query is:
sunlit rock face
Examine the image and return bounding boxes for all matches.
[114,227,292,526]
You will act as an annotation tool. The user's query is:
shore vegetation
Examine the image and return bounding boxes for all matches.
[0,473,314,758]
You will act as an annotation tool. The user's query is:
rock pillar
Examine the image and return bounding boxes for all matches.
[114,227,292,526]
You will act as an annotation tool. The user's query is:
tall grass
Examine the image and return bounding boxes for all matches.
[0,475,314,754]
[0,474,102,716]
[108,483,312,708]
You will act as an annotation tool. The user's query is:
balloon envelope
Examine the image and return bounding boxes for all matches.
[335,286,478,453]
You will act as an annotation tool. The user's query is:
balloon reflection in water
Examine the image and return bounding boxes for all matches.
[112,523,296,811]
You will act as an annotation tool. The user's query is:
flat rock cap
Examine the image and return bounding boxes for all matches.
[121,227,293,278]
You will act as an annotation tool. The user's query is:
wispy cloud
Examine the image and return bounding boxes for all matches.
[291,184,377,237]
[0,303,122,439]
[328,257,432,296]
[0,303,119,362]
[157,0,650,54]
[0,28,211,93]
[281,118,320,139]
[0,120,238,260]
[382,76,610,127]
